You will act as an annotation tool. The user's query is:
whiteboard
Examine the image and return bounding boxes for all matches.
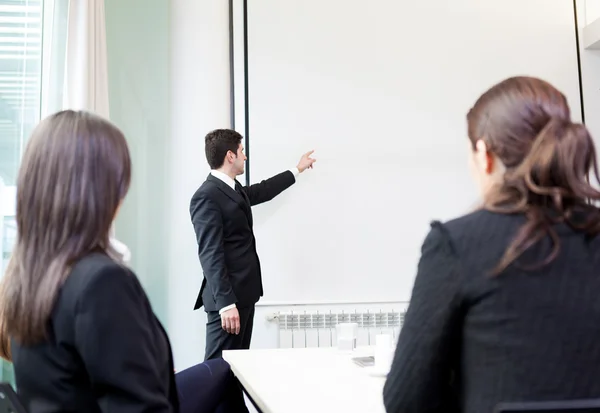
[232,0,582,304]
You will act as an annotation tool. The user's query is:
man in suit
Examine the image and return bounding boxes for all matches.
[190,129,316,360]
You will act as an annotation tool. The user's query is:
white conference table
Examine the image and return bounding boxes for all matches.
[222,346,387,413]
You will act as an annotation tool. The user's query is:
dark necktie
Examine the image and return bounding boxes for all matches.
[235,183,248,204]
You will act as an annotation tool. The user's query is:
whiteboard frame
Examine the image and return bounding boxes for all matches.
[231,0,250,186]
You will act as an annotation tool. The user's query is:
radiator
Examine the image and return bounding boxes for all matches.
[267,306,408,348]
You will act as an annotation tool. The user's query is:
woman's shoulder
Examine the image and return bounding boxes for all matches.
[70,251,129,279]
[443,209,523,232]
[62,253,137,302]
[48,253,144,337]
[431,209,526,256]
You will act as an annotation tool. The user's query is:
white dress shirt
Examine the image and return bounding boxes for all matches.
[210,167,299,314]
[110,237,131,264]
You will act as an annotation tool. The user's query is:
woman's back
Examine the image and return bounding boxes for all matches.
[385,210,600,413]
[449,210,600,412]
[10,253,177,413]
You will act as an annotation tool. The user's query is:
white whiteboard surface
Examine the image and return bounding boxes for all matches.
[577,0,600,143]
[583,0,600,25]
[232,0,582,304]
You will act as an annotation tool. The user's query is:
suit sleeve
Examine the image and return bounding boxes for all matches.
[243,170,296,206]
[190,194,237,310]
[383,223,463,413]
[74,264,173,413]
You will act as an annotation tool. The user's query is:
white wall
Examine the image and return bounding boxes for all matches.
[105,0,171,323]
[167,0,231,370]
[584,0,600,24]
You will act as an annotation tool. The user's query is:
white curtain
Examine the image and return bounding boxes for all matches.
[62,0,130,262]
[62,0,110,118]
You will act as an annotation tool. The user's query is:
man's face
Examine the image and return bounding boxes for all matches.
[232,143,247,176]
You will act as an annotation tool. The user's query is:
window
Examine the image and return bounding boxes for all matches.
[0,0,42,186]
[0,0,67,384]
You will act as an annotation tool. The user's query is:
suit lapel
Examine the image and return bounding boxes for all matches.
[206,175,253,225]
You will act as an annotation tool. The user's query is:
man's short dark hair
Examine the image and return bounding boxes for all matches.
[205,129,243,169]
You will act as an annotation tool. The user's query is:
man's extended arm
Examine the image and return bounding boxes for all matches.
[242,150,316,206]
[243,170,298,206]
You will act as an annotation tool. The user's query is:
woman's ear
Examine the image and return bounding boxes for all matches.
[484,151,494,174]
[474,139,491,175]
[475,139,504,176]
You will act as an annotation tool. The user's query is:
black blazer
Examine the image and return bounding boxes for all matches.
[189,171,296,312]
[384,210,600,413]
[11,253,179,413]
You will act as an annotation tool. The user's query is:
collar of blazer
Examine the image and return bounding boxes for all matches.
[206,174,252,220]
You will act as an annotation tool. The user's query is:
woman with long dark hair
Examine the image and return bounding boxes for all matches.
[383,77,600,413]
[0,110,246,413]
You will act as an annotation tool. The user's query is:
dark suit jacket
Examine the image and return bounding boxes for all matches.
[11,253,179,413]
[384,210,600,413]
[189,171,296,312]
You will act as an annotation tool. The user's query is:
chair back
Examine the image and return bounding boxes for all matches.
[0,383,27,413]
[495,399,600,413]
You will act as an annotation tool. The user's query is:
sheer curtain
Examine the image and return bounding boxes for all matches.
[62,0,109,117]
[61,0,130,261]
